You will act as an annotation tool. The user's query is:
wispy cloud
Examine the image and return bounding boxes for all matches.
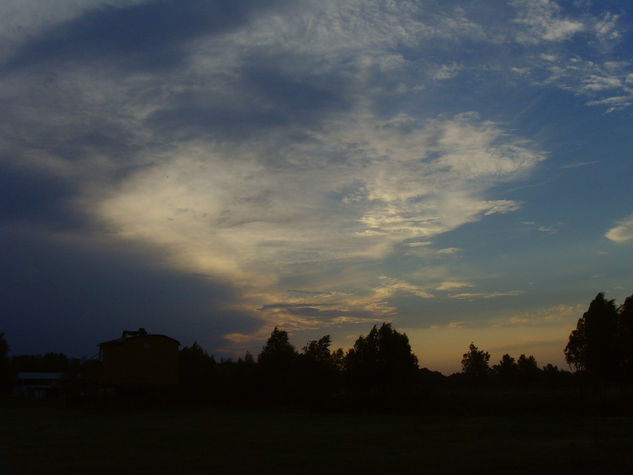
[511,0,585,44]
[561,161,600,169]
[491,303,584,328]
[435,281,473,291]
[450,290,524,300]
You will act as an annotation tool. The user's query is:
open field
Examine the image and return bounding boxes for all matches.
[2,404,633,474]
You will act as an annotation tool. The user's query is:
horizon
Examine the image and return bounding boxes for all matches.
[2,1,632,376]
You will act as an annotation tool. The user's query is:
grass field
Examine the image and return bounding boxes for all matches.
[2,404,633,473]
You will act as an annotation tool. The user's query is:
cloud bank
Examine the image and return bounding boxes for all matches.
[1,0,631,356]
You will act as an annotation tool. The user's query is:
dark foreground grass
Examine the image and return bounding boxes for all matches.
[1,404,632,474]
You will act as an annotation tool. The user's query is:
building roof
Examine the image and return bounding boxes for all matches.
[99,329,179,347]
[17,372,64,380]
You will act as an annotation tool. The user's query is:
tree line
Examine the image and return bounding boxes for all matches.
[1,291,632,410]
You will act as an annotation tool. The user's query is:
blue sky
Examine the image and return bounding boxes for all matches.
[1,0,632,373]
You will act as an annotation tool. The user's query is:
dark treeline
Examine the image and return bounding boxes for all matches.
[2,292,632,414]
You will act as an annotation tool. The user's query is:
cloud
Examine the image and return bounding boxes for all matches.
[9,0,618,354]
[0,0,147,62]
[0,223,261,356]
[435,281,473,291]
[494,2,633,112]
[561,161,600,169]
[0,0,548,348]
[95,113,543,318]
[436,248,461,255]
[594,12,621,42]
[605,215,633,243]
[510,0,585,44]
[1,0,280,73]
[491,303,584,328]
[430,321,466,330]
[450,291,524,300]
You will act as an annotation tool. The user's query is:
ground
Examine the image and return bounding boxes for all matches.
[1,404,632,473]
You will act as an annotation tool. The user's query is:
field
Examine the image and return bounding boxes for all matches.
[2,404,633,474]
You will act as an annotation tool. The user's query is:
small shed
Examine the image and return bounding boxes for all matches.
[99,329,179,387]
[14,372,63,399]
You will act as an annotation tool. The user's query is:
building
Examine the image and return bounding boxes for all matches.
[14,372,63,399]
[99,329,179,387]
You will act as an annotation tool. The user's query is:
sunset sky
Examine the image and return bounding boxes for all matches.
[2,0,632,373]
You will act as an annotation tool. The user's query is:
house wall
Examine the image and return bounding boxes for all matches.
[99,335,179,386]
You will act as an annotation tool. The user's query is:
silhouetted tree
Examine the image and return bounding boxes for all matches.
[617,294,633,381]
[300,335,343,400]
[345,323,418,396]
[565,293,619,382]
[0,333,11,394]
[541,363,574,388]
[258,327,297,369]
[517,354,541,385]
[258,328,299,400]
[331,348,345,372]
[303,335,333,366]
[11,352,70,373]
[493,354,518,386]
[461,343,490,382]
[179,342,216,401]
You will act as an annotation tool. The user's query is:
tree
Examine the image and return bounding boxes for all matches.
[0,333,11,394]
[565,293,619,382]
[179,342,217,401]
[461,343,490,380]
[517,354,541,385]
[345,323,418,394]
[617,294,633,380]
[258,327,297,369]
[302,335,334,367]
[300,335,342,399]
[493,354,518,386]
[257,328,299,399]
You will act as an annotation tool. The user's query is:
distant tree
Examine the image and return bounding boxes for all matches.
[331,348,345,372]
[418,367,447,389]
[10,352,69,373]
[243,351,255,365]
[303,335,334,366]
[258,327,298,370]
[565,293,619,382]
[493,354,518,386]
[617,294,633,381]
[179,342,217,401]
[0,333,11,394]
[541,363,574,388]
[517,354,541,385]
[461,343,491,381]
[258,328,299,399]
[41,353,69,372]
[300,335,343,399]
[345,323,418,395]
[231,351,258,402]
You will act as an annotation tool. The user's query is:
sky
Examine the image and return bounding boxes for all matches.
[1,0,632,374]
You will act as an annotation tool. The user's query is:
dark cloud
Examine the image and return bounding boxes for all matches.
[241,62,348,120]
[146,59,351,142]
[1,225,261,357]
[2,0,287,73]
[0,79,142,172]
[0,162,80,230]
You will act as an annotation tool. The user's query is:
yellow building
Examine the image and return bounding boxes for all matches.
[99,329,179,387]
